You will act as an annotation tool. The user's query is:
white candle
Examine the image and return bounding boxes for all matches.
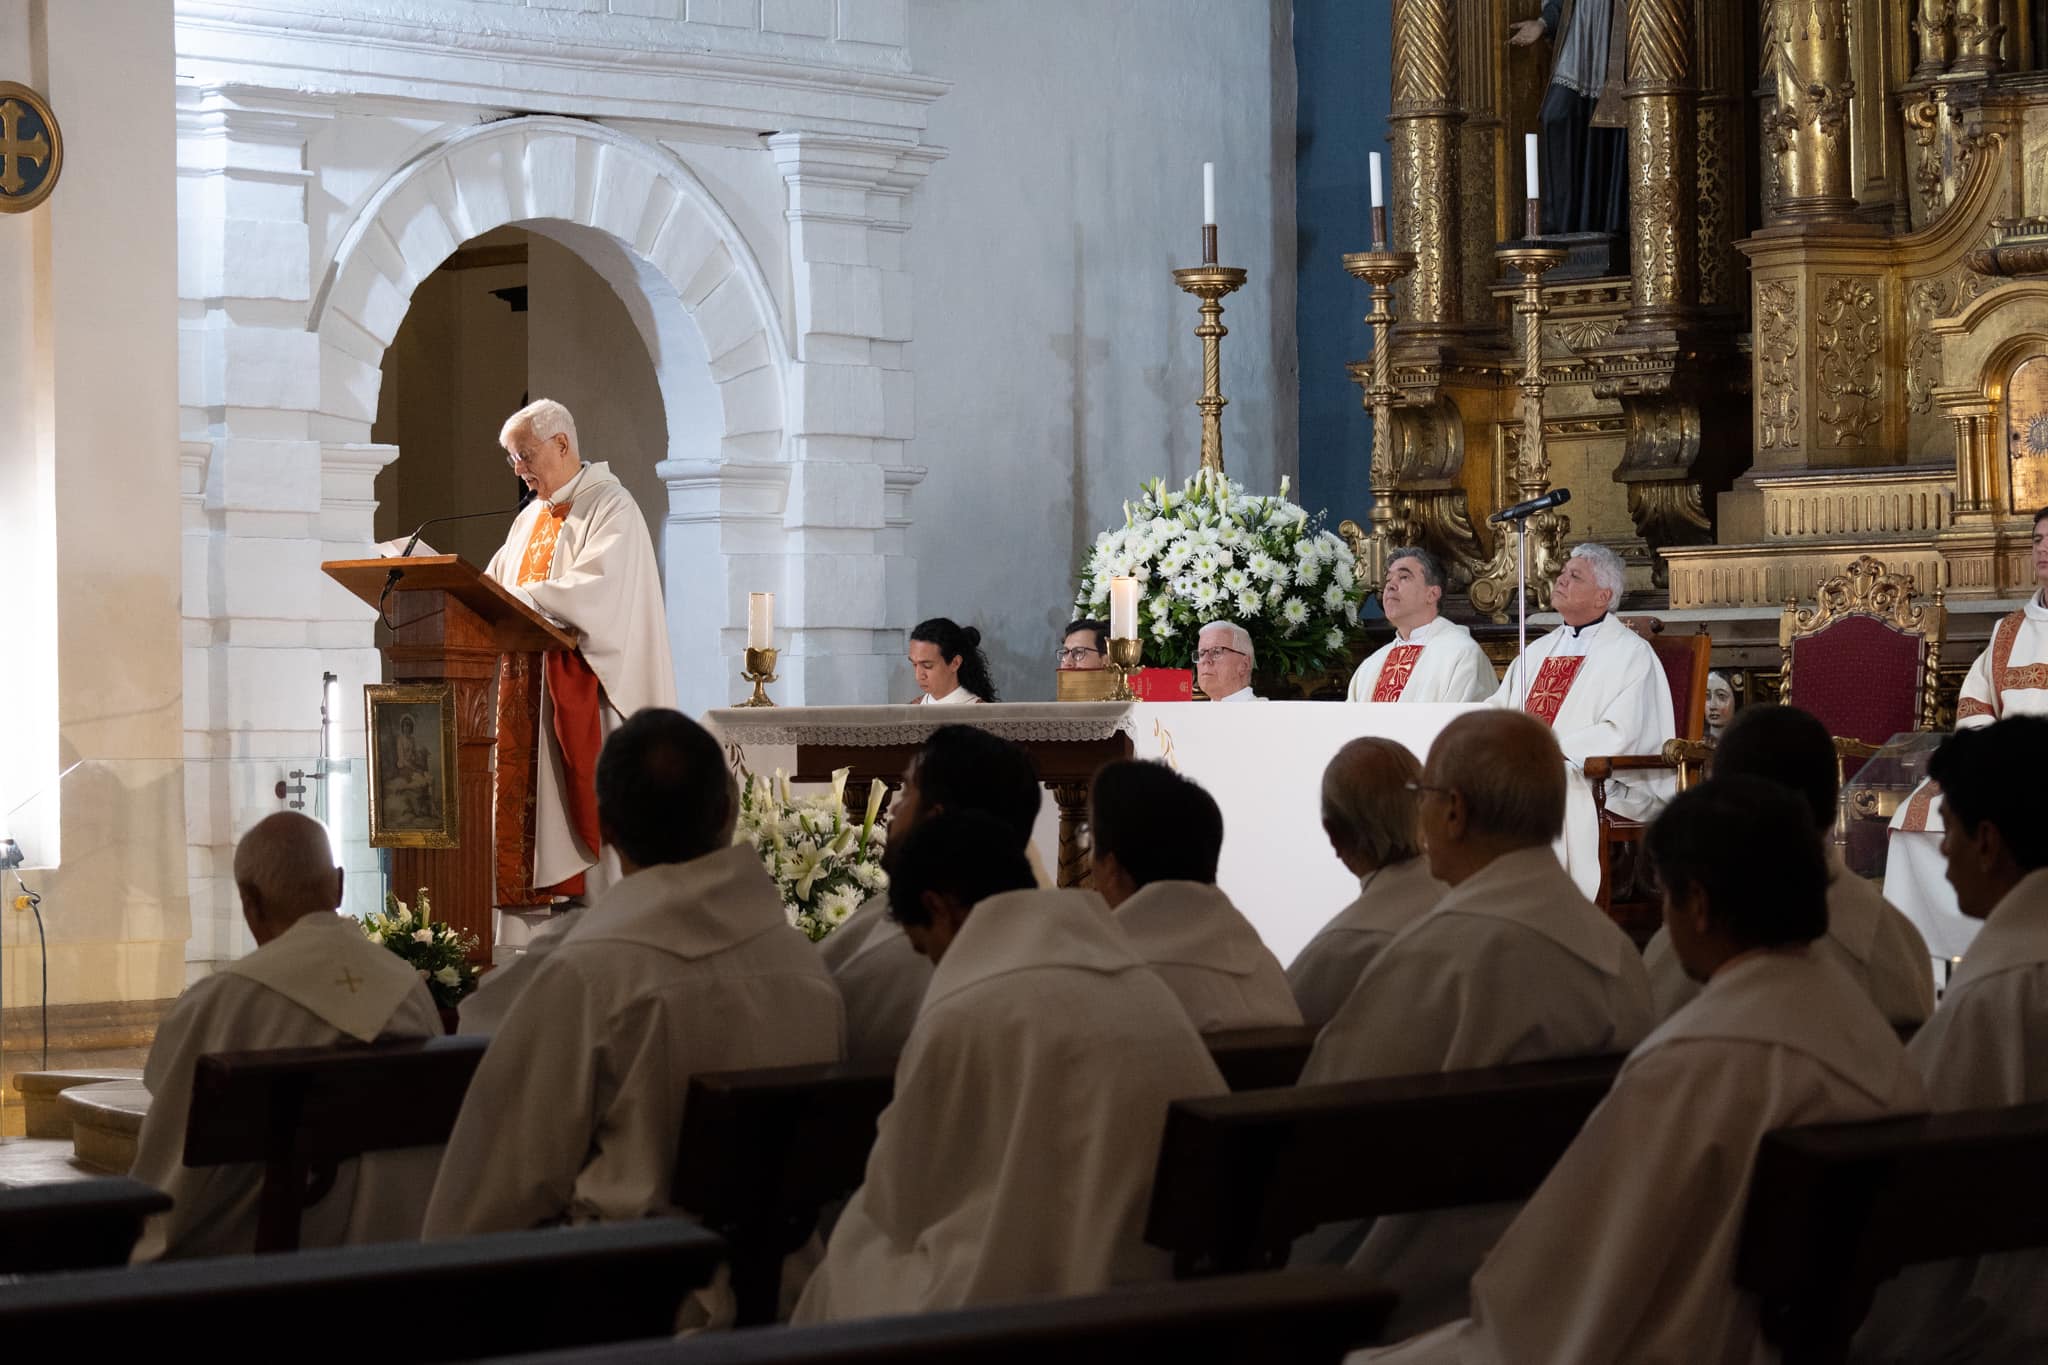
[1202,162,1216,227]
[747,592,773,651]
[1369,152,1383,209]
[1525,133,1540,200]
[1109,577,1140,641]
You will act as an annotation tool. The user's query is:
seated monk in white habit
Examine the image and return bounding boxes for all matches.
[423,708,843,1238]
[1301,710,1652,1336]
[1856,717,2048,1364]
[1489,542,1675,899]
[1286,737,1447,1029]
[1362,777,1927,1365]
[130,812,441,1261]
[455,903,585,1035]
[795,811,1226,1322]
[1643,704,1932,1028]
[820,724,1045,1066]
[1196,621,1261,702]
[1090,759,1301,1032]
[1345,547,1496,703]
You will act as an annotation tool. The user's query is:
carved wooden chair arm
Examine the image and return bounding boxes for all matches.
[1582,753,1675,816]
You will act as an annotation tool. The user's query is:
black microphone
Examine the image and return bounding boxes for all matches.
[378,501,527,619]
[1488,488,1571,524]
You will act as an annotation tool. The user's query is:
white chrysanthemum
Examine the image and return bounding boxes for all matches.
[1222,568,1250,593]
[1294,556,1323,588]
[1267,581,1289,606]
[1219,525,1245,547]
[1192,580,1224,609]
[1236,589,1263,617]
[1193,552,1221,577]
[1155,618,1179,638]
[1323,583,1348,612]
[1334,562,1356,591]
[1327,627,1346,651]
[1149,593,1172,619]
[1246,550,1276,580]
[1091,580,1110,605]
[1282,597,1310,628]
[852,860,886,892]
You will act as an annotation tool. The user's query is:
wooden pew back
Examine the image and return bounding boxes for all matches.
[1738,1099,2048,1364]
[493,1268,1394,1365]
[183,1034,489,1251]
[0,1177,173,1274]
[0,1217,726,1363]
[1202,1025,1317,1091]
[1146,1053,1626,1275]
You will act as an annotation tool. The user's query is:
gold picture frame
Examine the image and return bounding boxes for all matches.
[365,682,459,848]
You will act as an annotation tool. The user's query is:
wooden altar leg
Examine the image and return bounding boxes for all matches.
[1052,781,1093,890]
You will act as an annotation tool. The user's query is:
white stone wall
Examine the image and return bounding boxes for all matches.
[905,0,1299,700]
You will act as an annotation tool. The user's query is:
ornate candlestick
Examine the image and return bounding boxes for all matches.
[738,646,779,707]
[1106,637,1143,702]
[1337,246,1418,594]
[1467,240,1570,621]
[1174,226,1248,476]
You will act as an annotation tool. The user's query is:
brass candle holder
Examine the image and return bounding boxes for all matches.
[1107,637,1143,702]
[1337,247,1418,595]
[1173,236,1249,475]
[739,646,779,708]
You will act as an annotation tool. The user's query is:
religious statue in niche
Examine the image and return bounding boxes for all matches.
[1510,0,1628,238]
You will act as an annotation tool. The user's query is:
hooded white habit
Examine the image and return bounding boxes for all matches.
[1113,881,1303,1032]
[1287,856,1446,1030]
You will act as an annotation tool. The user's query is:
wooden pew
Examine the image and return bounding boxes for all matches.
[1738,1099,2048,1365]
[183,1033,489,1251]
[0,1177,172,1274]
[494,1268,1394,1365]
[0,1217,726,1362]
[674,1028,1319,1325]
[1146,1053,1627,1276]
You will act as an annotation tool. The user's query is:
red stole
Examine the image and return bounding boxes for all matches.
[516,500,604,898]
[1523,655,1587,727]
[1372,645,1425,702]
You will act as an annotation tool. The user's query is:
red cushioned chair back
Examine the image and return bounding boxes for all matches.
[1788,614,1925,748]
[1648,634,1710,742]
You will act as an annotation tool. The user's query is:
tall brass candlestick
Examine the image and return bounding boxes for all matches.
[1174,228,1248,477]
[1337,247,1418,594]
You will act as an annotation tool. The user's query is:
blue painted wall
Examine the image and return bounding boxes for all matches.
[1293,0,1393,524]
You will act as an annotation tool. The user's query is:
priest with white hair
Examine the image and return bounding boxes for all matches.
[484,397,676,907]
[1197,621,1261,702]
[1490,542,1675,899]
[1347,547,1496,703]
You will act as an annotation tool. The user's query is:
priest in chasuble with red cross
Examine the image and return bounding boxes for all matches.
[1490,542,1674,899]
[1346,547,1497,703]
[485,399,676,899]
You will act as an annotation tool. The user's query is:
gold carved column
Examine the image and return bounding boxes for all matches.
[1389,0,1464,334]
[1766,0,1858,222]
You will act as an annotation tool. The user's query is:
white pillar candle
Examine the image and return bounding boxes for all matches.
[747,592,773,650]
[1203,162,1216,227]
[1109,577,1140,641]
[1525,133,1540,199]
[1369,152,1383,209]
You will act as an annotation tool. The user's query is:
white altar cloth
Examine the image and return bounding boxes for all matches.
[709,702,1480,967]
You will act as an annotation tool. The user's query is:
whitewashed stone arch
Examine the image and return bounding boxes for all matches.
[310,116,789,457]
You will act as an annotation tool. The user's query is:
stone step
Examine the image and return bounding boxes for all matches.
[11,1068,147,1140]
[59,1081,150,1176]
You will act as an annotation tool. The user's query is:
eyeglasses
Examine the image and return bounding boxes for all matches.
[1194,647,1245,665]
[1056,647,1104,664]
[505,449,536,470]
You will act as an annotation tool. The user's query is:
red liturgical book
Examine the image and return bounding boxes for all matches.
[1133,668,1194,701]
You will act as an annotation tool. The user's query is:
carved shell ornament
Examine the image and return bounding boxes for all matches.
[1790,556,1932,637]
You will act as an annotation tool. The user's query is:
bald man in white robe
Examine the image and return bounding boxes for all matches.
[424,711,842,1242]
[1288,738,1446,1028]
[1304,711,1653,1336]
[1363,777,1926,1365]
[1491,544,1675,899]
[795,813,1226,1321]
[1092,759,1301,1033]
[130,813,441,1261]
[1346,549,1496,704]
[1640,704,1931,1028]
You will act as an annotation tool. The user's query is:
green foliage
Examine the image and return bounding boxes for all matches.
[360,887,480,1010]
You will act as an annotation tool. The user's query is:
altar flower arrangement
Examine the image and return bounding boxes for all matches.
[361,888,480,1009]
[735,766,890,943]
[1073,469,1366,675]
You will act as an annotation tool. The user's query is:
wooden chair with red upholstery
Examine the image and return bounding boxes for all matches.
[1582,621,1711,940]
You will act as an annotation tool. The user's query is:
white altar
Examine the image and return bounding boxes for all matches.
[710,701,1480,967]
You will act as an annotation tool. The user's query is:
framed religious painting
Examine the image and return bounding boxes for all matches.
[365,683,459,848]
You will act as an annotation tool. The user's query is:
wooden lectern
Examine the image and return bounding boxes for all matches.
[324,556,577,958]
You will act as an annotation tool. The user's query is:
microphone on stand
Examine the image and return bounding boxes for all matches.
[377,501,528,623]
[1489,487,1571,524]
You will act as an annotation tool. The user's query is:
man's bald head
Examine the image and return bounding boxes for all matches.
[1426,710,1566,846]
[234,812,344,944]
[1321,737,1423,873]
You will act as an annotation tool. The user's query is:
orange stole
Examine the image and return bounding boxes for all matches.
[1372,645,1425,702]
[1523,655,1586,726]
[517,501,570,586]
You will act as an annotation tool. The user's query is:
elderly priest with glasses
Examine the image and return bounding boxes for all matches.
[1196,621,1262,702]
[484,398,675,908]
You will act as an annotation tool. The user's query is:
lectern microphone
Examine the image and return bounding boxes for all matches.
[378,499,529,622]
[1488,488,1571,524]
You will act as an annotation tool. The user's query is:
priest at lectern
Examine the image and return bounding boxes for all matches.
[486,398,675,900]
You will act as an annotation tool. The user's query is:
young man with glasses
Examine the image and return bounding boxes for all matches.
[1057,618,1109,671]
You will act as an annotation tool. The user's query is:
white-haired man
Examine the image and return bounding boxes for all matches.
[482,398,675,910]
[1347,548,1496,703]
[1490,543,1675,900]
[1197,621,1261,702]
